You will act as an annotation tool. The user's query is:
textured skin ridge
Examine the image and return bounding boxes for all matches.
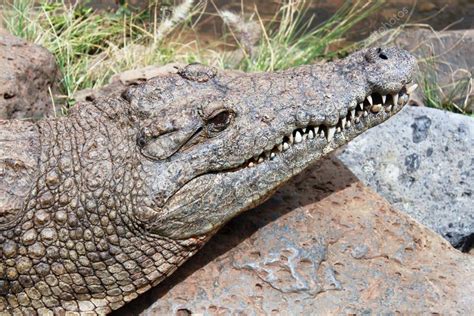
[0,47,417,314]
[0,101,203,314]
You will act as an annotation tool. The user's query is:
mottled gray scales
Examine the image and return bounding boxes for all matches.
[0,47,416,314]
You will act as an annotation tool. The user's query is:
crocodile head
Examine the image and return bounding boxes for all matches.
[129,46,417,239]
[0,46,417,314]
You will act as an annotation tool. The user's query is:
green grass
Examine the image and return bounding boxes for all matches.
[217,0,383,72]
[421,58,472,115]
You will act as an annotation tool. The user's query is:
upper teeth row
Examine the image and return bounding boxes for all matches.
[246,84,417,168]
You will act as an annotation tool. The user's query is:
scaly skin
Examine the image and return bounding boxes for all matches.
[0,47,416,314]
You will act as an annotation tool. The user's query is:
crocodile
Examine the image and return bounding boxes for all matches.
[0,47,416,314]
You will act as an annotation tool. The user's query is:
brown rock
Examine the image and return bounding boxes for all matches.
[0,31,59,119]
[115,155,474,315]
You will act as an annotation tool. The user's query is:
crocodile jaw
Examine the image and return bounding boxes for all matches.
[152,83,415,239]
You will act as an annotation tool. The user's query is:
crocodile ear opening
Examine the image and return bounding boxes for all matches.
[137,126,200,160]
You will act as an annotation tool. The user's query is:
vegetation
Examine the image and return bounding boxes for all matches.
[420,59,472,115]
[216,0,383,71]
[2,0,204,105]
[1,0,470,115]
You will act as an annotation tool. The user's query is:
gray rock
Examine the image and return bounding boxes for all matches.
[0,30,59,120]
[337,106,474,249]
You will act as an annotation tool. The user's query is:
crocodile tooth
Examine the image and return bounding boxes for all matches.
[294,131,303,143]
[303,128,308,133]
[358,103,364,111]
[277,143,283,152]
[283,142,290,151]
[248,162,255,167]
[351,109,356,118]
[406,83,418,94]
[302,133,308,141]
[381,95,387,104]
[346,120,351,128]
[392,93,399,106]
[385,104,393,112]
[370,104,382,113]
[327,127,336,141]
[363,111,368,117]
[367,95,373,105]
[341,118,346,128]
[288,134,294,144]
[319,127,325,138]
[336,127,341,133]
[355,117,360,124]
[258,156,264,163]
[270,152,276,159]
[308,129,315,139]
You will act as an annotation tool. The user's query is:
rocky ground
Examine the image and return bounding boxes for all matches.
[338,106,473,251]
[115,156,474,315]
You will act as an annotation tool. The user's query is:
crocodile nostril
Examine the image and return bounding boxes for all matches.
[375,47,388,60]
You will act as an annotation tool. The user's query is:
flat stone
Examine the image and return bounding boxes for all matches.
[338,106,473,250]
[114,156,474,315]
[0,30,59,119]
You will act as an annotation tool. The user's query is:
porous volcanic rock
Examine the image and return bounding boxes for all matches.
[114,156,474,315]
[0,31,58,119]
[338,106,474,251]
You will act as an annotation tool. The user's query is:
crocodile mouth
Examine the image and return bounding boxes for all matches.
[153,83,417,239]
[240,84,417,168]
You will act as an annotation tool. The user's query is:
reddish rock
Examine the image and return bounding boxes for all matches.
[0,31,58,120]
[114,156,473,315]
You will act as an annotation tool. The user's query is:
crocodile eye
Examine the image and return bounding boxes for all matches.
[206,109,233,133]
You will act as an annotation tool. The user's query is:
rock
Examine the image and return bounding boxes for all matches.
[114,156,474,315]
[338,106,474,250]
[0,31,59,120]
[371,28,473,112]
